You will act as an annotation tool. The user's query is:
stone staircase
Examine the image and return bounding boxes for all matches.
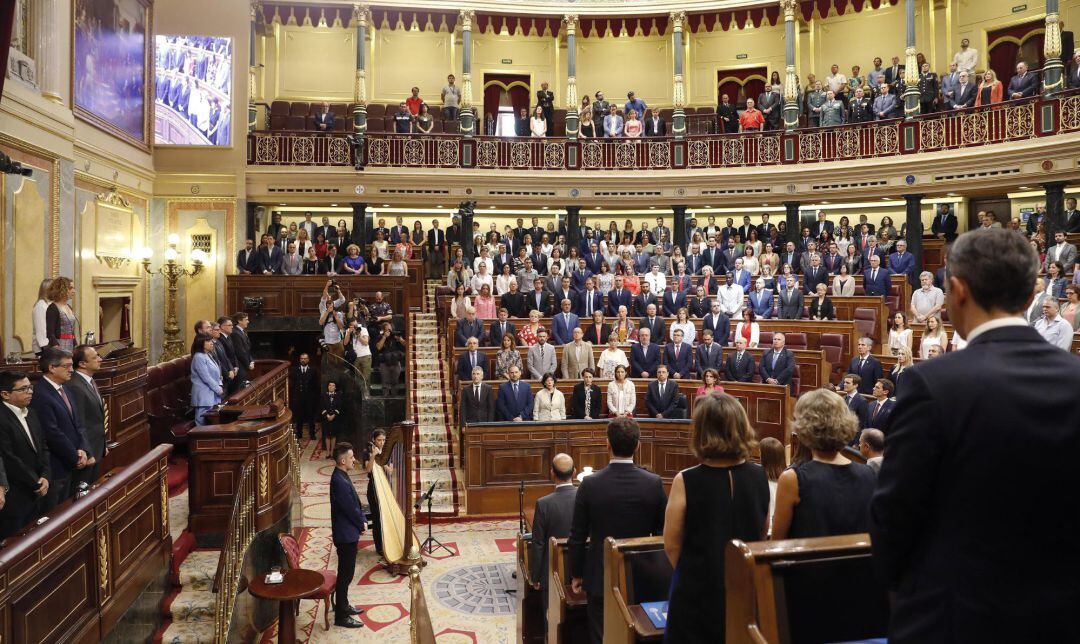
[410,282,462,516]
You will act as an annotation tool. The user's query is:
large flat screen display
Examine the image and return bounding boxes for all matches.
[154,35,233,146]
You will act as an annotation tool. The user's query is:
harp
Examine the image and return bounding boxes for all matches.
[367,423,422,573]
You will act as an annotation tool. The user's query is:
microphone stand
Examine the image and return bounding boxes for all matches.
[416,480,452,556]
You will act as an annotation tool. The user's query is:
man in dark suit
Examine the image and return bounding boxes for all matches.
[496,366,533,421]
[211,322,238,395]
[944,70,976,109]
[255,233,283,275]
[780,241,801,274]
[486,310,516,347]
[501,282,528,319]
[812,212,834,240]
[30,349,91,510]
[459,366,494,424]
[426,220,446,280]
[863,255,891,297]
[1007,61,1039,99]
[571,369,603,419]
[313,101,336,132]
[551,299,581,346]
[529,454,578,614]
[1064,197,1080,233]
[230,313,255,385]
[569,418,666,644]
[0,372,51,539]
[725,337,756,382]
[661,287,686,317]
[840,374,869,431]
[455,310,485,348]
[290,354,319,439]
[630,329,661,378]
[329,443,366,628]
[68,345,106,486]
[931,204,958,242]
[632,282,658,318]
[1070,50,1080,89]
[866,378,894,428]
[455,338,489,383]
[803,256,829,294]
[576,280,604,319]
[646,366,686,419]
[848,338,883,395]
[701,301,730,347]
[884,56,904,93]
[638,304,666,344]
[759,333,796,394]
[527,281,554,318]
[605,278,632,317]
[695,331,723,375]
[236,239,258,274]
[642,109,666,136]
[778,277,805,319]
[662,331,693,379]
[872,228,1080,644]
[701,238,722,273]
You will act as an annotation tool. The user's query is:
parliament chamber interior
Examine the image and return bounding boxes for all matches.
[1,0,1079,641]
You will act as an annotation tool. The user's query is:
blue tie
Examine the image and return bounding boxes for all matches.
[772,352,779,370]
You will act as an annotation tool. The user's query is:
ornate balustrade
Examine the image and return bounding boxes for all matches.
[247,91,1080,171]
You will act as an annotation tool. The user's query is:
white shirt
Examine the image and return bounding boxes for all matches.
[352,326,371,358]
[964,316,1027,343]
[953,47,978,74]
[718,284,745,316]
[472,256,494,275]
[1034,315,1074,350]
[643,271,666,294]
[32,299,49,353]
[3,401,35,452]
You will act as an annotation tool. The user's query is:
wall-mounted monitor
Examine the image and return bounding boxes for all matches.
[153,35,232,146]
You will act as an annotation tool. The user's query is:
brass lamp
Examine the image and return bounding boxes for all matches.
[141,234,206,360]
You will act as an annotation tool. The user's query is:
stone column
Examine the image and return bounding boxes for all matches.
[672,205,688,252]
[1042,182,1067,238]
[564,15,579,138]
[901,0,921,119]
[784,201,801,243]
[782,0,799,131]
[458,201,475,258]
[352,203,370,247]
[245,203,259,245]
[671,12,687,139]
[459,10,476,137]
[566,206,581,249]
[353,4,369,133]
[248,1,259,132]
[1043,0,1065,95]
[33,0,65,102]
[903,194,924,287]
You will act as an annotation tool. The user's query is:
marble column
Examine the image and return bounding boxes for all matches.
[1042,182,1067,238]
[671,12,687,139]
[459,10,476,137]
[672,205,688,252]
[1043,0,1065,95]
[901,0,921,119]
[903,194,924,287]
[564,15,579,138]
[566,206,581,249]
[248,2,259,132]
[351,203,370,246]
[33,0,65,102]
[353,4,369,133]
[784,201,801,243]
[782,0,799,131]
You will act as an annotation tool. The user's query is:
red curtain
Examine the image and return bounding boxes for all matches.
[717,67,768,108]
[0,0,15,98]
[483,74,530,121]
[988,19,1045,85]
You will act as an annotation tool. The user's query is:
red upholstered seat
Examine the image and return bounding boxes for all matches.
[278,533,336,631]
[819,333,846,384]
[853,307,877,340]
[759,331,773,346]
[366,103,386,119]
[289,101,310,116]
[785,332,808,350]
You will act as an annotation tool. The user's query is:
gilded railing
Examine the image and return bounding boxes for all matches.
[248,90,1080,170]
[213,455,257,644]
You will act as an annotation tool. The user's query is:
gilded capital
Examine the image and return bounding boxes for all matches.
[670,11,686,32]
[250,0,260,22]
[459,9,475,31]
[781,0,798,21]
[564,14,577,37]
[353,4,368,28]
[1045,12,1062,59]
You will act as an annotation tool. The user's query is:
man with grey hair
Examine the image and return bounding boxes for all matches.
[910,271,945,323]
[820,90,845,126]
[1008,61,1038,99]
[758,84,783,131]
[1034,299,1074,350]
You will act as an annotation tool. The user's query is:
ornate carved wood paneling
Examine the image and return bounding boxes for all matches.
[226,274,416,319]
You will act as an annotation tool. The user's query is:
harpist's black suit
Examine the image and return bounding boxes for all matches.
[871,325,1080,643]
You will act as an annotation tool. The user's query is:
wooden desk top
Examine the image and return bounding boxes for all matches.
[629,605,665,641]
[248,568,324,602]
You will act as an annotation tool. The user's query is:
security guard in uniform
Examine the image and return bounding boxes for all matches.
[849,87,874,123]
[917,62,940,115]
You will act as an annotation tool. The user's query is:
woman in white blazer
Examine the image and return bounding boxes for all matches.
[606,364,637,417]
[831,262,856,296]
[533,373,566,421]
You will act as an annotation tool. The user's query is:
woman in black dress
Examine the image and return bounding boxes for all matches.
[772,389,876,540]
[362,429,389,559]
[320,380,344,457]
[664,392,770,643]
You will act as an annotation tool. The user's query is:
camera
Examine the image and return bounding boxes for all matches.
[0,152,32,177]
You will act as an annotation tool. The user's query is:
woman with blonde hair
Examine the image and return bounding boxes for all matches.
[606,364,636,417]
[45,277,79,352]
[518,310,545,347]
[597,334,629,379]
[32,278,53,354]
[975,69,1003,106]
[771,389,876,540]
[919,314,947,359]
[663,392,769,643]
[889,345,915,396]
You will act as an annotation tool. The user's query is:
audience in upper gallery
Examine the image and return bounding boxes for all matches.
[771,389,876,540]
[663,392,768,643]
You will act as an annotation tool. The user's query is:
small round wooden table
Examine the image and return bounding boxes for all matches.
[249,568,325,644]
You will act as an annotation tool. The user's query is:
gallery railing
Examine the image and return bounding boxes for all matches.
[248,89,1080,170]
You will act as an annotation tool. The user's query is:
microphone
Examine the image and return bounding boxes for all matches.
[414,480,437,510]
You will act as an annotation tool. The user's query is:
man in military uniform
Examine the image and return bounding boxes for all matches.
[717,93,739,134]
[820,90,845,127]
[537,82,555,136]
[758,84,783,131]
[806,80,827,127]
[849,86,874,123]
[591,91,610,138]
[918,62,939,115]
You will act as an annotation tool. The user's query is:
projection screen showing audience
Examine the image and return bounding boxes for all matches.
[154,35,233,146]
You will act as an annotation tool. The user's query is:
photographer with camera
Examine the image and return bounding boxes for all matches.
[319,280,348,388]
[343,317,372,397]
[374,321,406,396]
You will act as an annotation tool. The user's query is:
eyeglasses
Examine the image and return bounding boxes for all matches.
[10,385,33,392]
